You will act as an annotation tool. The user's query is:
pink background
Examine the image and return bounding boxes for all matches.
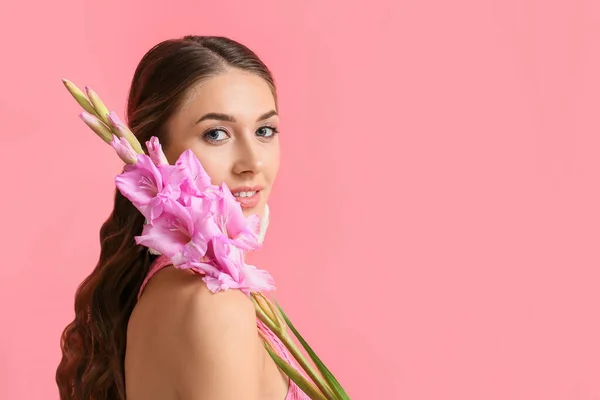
[1,0,600,398]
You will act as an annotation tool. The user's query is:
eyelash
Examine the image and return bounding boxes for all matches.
[202,125,280,144]
[256,125,280,138]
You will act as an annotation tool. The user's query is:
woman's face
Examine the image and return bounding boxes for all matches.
[165,69,280,219]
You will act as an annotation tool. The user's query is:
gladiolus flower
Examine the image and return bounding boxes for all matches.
[115,154,187,223]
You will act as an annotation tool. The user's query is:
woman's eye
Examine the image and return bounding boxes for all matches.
[203,128,229,142]
[256,126,278,138]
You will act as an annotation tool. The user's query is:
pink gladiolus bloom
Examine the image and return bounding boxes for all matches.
[176,149,212,191]
[202,237,275,294]
[215,183,261,251]
[147,136,169,165]
[135,210,193,259]
[135,196,221,266]
[115,155,186,223]
[110,135,138,164]
[113,136,274,294]
[175,149,216,207]
[178,178,221,208]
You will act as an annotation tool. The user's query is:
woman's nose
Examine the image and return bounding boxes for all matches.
[232,137,263,176]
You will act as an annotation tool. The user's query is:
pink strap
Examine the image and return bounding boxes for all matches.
[137,255,175,300]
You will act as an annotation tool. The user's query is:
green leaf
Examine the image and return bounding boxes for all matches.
[275,301,351,400]
[264,343,328,400]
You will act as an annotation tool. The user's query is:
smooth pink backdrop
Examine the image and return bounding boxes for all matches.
[1,0,600,398]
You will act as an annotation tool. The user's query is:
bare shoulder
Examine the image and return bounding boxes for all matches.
[177,270,257,328]
[128,267,262,400]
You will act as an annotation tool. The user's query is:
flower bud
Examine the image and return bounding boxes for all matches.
[85,86,111,126]
[61,79,97,116]
[111,135,138,164]
[79,111,112,144]
[147,136,169,165]
[108,111,144,154]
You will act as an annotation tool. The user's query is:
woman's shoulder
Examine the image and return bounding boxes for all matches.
[131,265,258,344]
[127,266,263,398]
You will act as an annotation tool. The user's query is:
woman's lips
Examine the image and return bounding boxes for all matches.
[231,186,263,209]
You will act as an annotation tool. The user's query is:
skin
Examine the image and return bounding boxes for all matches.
[124,69,287,400]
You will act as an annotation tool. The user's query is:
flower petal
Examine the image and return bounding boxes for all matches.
[241,263,276,293]
[135,221,188,258]
[211,236,243,283]
[173,239,209,266]
[180,260,222,278]
[115,158,162,217]
[229,213,261,251]
[174,149,212,191]
[203,274,239,293]
[217,182,248,238]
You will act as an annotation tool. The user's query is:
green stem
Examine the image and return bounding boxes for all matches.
[254,306,337,400]
[262,338,328,400]
[278,332,337,400]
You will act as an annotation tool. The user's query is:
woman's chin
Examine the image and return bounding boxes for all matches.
[242,202,266,218]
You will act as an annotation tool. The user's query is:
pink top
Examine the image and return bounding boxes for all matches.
[138,255,310,400]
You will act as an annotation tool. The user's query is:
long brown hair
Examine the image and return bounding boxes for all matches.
[56,35,277,400]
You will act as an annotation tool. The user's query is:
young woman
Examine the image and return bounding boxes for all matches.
[56,35,307,400]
